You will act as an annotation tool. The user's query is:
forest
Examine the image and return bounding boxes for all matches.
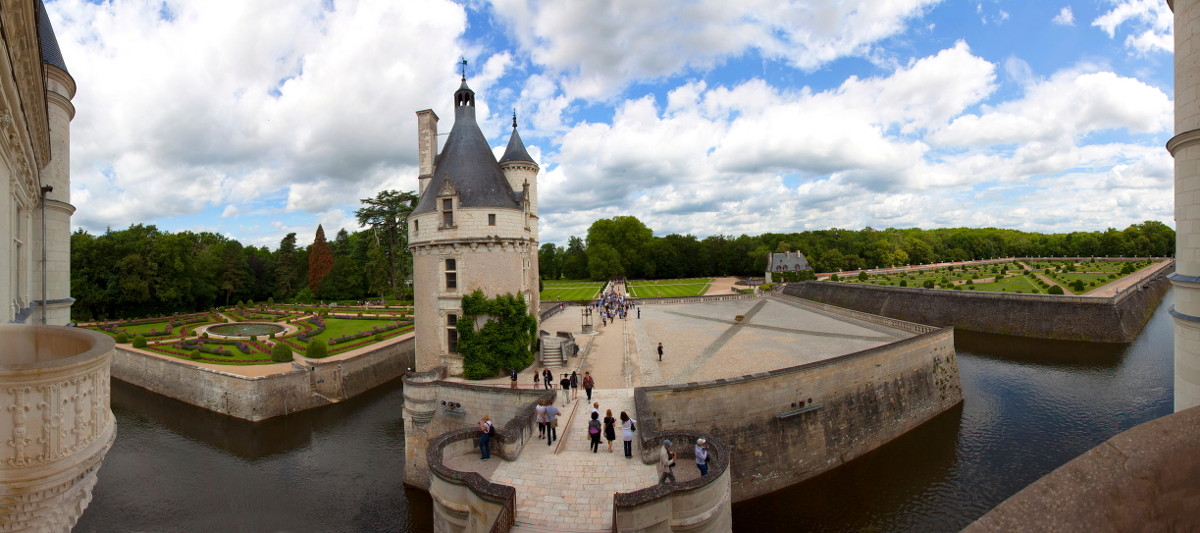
[69,189,1175,320]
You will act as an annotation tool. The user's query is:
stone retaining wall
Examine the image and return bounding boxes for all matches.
[110,335,415,421]
[637,328,962,502]
[786,262,1172,342]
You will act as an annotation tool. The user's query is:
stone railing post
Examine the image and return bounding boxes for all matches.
[0,325,115,532]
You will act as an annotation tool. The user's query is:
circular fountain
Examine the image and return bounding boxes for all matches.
[204,322,287,338]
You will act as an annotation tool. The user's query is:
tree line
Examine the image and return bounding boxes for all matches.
[70,190,417,321]
[70,187,1174,320]
[538,216,1175,281]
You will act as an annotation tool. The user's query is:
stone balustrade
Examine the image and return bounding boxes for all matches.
[0,325,115,532]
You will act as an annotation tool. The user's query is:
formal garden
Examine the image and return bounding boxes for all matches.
[827,258,1161,295]
[83,303,413,365]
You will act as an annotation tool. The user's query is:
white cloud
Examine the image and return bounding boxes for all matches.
[1053,6,1075,26]
[1092,0,1173,54]
[50,0,472,233]
[489,0,940,100]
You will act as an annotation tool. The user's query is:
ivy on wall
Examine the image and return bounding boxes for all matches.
[458,289,537,380]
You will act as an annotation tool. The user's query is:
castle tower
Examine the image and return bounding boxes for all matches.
[407,77,540,376]
[33,0,76,325]
[1170,0,1200,411]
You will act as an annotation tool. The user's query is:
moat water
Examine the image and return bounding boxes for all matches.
[74,290,1175,532]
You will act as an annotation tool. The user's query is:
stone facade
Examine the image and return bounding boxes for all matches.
[1170,0,1200,412]
[637,327,961,502]
[0,0,76,325]
[786,266,1171,343]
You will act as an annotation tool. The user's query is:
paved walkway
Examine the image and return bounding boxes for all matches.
[442,293,921,528]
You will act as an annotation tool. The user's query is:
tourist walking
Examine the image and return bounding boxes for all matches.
[542,368,553,390]
[570,371,579,400]
[657,342,663,361]
[559,374,571,401]
[658,440,676,483]
[620,411,637,458]
[478,415,493,461]
[535,400,546,439]
[604,409,617,453]
[695,438,709,476]
[509,368,518,389]
[588,412,602,453]
[582,371,595,400]
[544,401,561,446]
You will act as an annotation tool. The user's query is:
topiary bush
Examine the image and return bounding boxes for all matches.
[1048,285,1064,295]
[305,341,328,359]
[115,332,129,344]
[190,350,202,360]
[1071,280,1086,293]
[132,335,147,348]
[270,343,293,363]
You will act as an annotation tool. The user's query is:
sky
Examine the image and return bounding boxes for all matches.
[45,0,1176,249]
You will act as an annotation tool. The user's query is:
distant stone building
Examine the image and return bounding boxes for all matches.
[0,0,76,325]
[765,251,811,283]
[407,76,540,376]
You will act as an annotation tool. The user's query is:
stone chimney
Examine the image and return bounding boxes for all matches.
[416,109,438,196]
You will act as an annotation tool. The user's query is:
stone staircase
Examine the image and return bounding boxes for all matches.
[540,336,566,367]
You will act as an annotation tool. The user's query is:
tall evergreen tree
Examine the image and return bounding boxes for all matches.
[308,225,334,293]
[274,233,300,299]
[355,189,418,299]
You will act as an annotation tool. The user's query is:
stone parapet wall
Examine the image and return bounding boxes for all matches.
[402,373,552,490]
[965,405,1200,532]
[785,266,1172,342]
[111,336,414,421]
[427,427,516,533]
[637,328,962,502]
[614,430,732,532]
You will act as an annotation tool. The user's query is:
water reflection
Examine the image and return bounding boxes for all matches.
[75,377,434,532]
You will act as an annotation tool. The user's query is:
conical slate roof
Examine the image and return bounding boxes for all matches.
[36,0,69,74]
[413,80,521,215]
[499,114,534,164]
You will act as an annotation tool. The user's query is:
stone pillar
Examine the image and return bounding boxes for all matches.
[416,109,438,197]
[1169,0,1200,412]
[0,325,115,531]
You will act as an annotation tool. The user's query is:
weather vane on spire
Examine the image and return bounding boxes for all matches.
[512,108,518,129]
[459,57,468,80]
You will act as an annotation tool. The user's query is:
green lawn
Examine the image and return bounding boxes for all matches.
[541,282,604,301]
[626,281,710,298]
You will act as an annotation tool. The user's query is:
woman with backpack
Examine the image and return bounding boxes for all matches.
[588,411,602,453]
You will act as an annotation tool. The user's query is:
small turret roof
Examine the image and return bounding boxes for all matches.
[413,80,521,215]
[499,113,535,165]
[36,1,69,74]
